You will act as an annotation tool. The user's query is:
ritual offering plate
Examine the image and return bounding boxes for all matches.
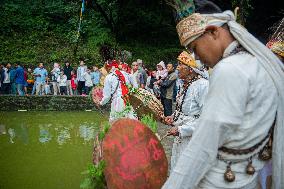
[103,118,168,189]
[129,88,164,121]
[92,86,103,105]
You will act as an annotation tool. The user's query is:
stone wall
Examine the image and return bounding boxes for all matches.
[0,95,109,111]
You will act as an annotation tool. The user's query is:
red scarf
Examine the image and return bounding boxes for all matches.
[115,70,129,105]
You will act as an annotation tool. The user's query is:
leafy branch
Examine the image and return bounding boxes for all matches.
[80,161,107,189]
[80,121,110,189]
[141,114,158,133]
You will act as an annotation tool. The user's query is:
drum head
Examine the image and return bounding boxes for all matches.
[92,86,103,105]
[129,89,164,121]
[103,118,168,189]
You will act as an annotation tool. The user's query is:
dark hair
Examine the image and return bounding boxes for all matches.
[194,0,222,14]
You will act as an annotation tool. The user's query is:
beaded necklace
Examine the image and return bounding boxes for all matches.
[172,76,200,122]
[223,44,247,59]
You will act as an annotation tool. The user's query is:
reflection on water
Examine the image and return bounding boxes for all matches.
[79,124,96,142]
[8,128,15,143]
[0,111,107,189]
[1,122,100,145]
[57,127,71,145]
[39,125,52,143]
[0,124,6,134]
[19,124,29,145]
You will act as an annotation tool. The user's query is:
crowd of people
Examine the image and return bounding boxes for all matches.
[0,60,102,96]
[0,57,187,117]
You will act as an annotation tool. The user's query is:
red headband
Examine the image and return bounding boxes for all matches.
[106,60,119,69]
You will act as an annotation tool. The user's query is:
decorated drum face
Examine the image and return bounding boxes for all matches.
[129,88,164,121]
[92,86,103,105]
[103,118,168,189]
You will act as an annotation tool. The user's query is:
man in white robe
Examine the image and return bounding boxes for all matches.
[100,61,137,122]
[162,1,284,189]
[164,52,209,171]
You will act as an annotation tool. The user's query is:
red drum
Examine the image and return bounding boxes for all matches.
[103,118,168,189]
[92,86,103,105]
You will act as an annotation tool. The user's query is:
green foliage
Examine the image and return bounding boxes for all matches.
[141,114,158,133]
[80,121,110,189]
[113,103,137,119]
[231,0,253,25]
[120,43,181,69]
[98,121,110,141]
[0,0,180,68]
[80,162,107,189]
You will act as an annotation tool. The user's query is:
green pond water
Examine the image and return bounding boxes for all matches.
[0,111,108,189]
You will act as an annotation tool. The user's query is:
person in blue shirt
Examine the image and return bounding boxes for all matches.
[33,63,48,95]
[15,62,25,96]
[9,65,17,95]
[91,66,101,86]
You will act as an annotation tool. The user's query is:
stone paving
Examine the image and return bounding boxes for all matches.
[157,122,174,170]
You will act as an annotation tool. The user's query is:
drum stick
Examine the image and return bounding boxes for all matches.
[160,133,170,141]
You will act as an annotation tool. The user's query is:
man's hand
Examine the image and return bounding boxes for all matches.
[164,116,173,125]
[167,126,179,136]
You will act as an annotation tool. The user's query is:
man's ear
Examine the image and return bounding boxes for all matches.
[205,25,219,40]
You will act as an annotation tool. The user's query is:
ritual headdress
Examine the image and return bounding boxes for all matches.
[167,1,284,188]
[166,0,222,47]
[267,18,284,58]
[105,60,119,69]
[177,51,209,79]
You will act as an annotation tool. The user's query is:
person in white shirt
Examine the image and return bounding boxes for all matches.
[1,63,11,94]
[162,1,284,189]
[100,61,137,122]
[57,70,67,95]
[131,61,144,88]
[164,51,209,171]
[51,63,60,95]
[76,60,87,95]
[84,68,93,95]
[120,63,138,89]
